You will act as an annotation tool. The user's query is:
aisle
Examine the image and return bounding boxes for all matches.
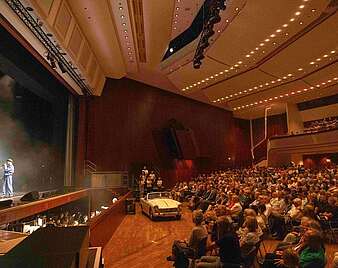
[103,204,193,268]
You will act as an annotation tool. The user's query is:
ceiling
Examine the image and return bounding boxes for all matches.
[21,0,338,118]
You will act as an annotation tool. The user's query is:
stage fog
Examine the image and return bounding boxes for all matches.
[0,74,64,193]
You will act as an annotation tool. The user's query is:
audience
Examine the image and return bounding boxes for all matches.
[168,164,338,267]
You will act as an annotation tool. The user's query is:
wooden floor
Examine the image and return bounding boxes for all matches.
[103,204,338,268]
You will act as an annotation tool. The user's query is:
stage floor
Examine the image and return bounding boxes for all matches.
[103,204,338,268]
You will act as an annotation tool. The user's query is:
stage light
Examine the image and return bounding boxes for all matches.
[57,61,67,73]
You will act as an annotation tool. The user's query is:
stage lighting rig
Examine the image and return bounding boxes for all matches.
[193,0,227,69]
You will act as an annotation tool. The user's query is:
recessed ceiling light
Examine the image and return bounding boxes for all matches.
[250,51,254,54]
[298,68,303,71]
[277,78,282,81]
[283,24,288,27]
[169,48,174,53]
[119,7,123,10]
[124,29,128,33]
[265,38,270,42]
[285,33,289,36]
[174,21,177,24]
[311,9,316,12]
[299,21,303,25]
[128,47,131,50]
[259,43,264,46]
[310,62,315,65]
[238,61,242,64]
[121,15,125,18]
[175,14,178,17]
[255,47,259,50]
[217,30,221,33]
[276,29,282,32]
[235,7,239,11]
[122,22,126,26]
[124,35,128,39]
[295,11,301,16]
[323,54,328,58]
[290,18,295,22]
[174,27,177,30]
[331,50,336,54]
[246,54,250,58]
[176,7,179,10]
[316,58,321,61]
[299,5,305,9]
[270,34,276,37]
[287,73,292,76]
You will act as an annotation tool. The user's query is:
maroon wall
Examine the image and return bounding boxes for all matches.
[252,113,288,163]
[78,78,251,186]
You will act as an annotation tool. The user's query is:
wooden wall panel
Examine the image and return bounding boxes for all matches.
[89,191,131,247]
[68,25,83,60]
[78,41,91,71]
[53,1,72,41]
[77,78,251,185]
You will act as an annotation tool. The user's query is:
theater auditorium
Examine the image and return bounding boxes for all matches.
[0,0,337,267]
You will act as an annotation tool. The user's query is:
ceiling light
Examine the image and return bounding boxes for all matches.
[311,9,316,12]
[276,29,282,32]
[271,80,275,83]
[235,7,239,11]
[182,88,186,91]
[219,71,223,75]
[295,11,301,16]
[283,76,287,79]
[230,67,234,70]
[119,7,123,10]
[290,18,295,22]
[303,88,308,91]
[255,47,259,50]
[249,88,253,91]
[323,54,328,58]
[298,68,303,71]
[121,15,125,18]
[238,61,242,64]
[234,64,239,67]
[287,73,292,76]
[265,82,269,86]
[310,62,315,65]
[328,80,332,83]
[274,96,278,99]
[270,34,276,37]
[283,24,288,27]
[265,38,270,42]
[246,54,250,58]
[197,82,201,84]
[259,84,263,87]
[297,90,301,93]
[210,76,214,79]
[122,23,126,26]
[277,78,282,81]
[299,21,303,25]
[124,35,128,39]
[299,5,305,9]
[316,58,321,61]
[124,29,128,33]
[254,86,258,89]
[331,50,336,54]
[224,70,229,73]
[291,92,295,95]
[175,14,179,17]
[176,7,179,10]
[193,83,197,86]
[285,33,289,36]
[174,21,177,24]
[174,27,177,30]
[250,51,254,54]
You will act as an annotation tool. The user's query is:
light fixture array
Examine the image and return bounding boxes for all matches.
[117,4,133,62]
[232,76,338,111]
[212,49,337,103]
[181,0,313,92]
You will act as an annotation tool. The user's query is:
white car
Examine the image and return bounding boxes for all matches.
[140,192,182,220]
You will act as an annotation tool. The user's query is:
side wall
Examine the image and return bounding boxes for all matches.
[76,78,251,186]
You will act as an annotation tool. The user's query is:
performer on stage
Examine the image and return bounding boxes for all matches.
[2,158,14,197]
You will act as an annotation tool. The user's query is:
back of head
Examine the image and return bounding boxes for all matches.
[216,216,232,240]
[192,210,204,225]
[245,216,258,232]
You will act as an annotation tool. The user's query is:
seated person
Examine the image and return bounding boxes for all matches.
[286,198,303,224]
[296,229,326,268]
[237,216,262,250]
[227,195,243,220]
[197,217,241,267]
[167,210,208,264]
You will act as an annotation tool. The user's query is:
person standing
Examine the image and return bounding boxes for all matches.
[2,158,14,197]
